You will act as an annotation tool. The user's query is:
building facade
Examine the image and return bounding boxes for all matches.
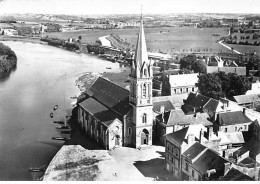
[129,16,154,148]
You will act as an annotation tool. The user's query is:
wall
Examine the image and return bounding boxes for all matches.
[165,139,182,179]
[219,123,251,133]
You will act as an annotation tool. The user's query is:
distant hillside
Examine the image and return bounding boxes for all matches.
[0,15,16,22]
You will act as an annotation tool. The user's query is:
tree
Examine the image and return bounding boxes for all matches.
[192,60,207,74]
[180,54,197,70]
[196,73,222,99]
[215,72,231,97]
[228,73,251,97]
[179,68,192,74]
[196,72,251,99]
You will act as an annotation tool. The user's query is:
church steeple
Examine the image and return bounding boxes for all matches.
[129,10,154,148]
[131,14,152,78]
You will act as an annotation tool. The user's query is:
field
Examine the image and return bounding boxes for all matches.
[226,43,260,55]
[46,27,230,54]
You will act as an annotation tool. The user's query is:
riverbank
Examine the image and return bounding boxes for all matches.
[0,35,47,45]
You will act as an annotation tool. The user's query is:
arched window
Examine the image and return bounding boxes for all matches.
[142,113,147,124]
[128,127,132,135]
[144,69,147,77]
[143,83,146,97]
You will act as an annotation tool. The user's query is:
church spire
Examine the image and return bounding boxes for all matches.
[134,10,148,70]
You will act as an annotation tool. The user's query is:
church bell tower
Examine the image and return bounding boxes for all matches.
[129,14,153,148]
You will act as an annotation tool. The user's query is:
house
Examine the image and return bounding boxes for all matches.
[207,66,246,76]
[164,124,224,180]
[207,56,224,67]
[220,168,254,181]
[217,131,245,153]
[155,109,212,144]
[181,142,231,181]
[162,73,198,96]
[1,28,18,36]
[182,93,229,121]
[214,111,252,133]
[233,137,260,164]
[246,82,260,95]
[232,94,260,109]
[253,70,260,83]
[153,93,189,110]
[16,27,33,36]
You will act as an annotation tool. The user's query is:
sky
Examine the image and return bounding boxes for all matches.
[0,0,259,15]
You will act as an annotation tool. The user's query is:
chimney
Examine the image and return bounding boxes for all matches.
[254,164,259,181]
[187,134,195,145]
[224,162,231,176]
[207,169,216,178]
[160,105,165,114]
[199,129,203,143]
[162,113,165,122]
[243,107,246,115]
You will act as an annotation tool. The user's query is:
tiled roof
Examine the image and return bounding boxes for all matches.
[79,98,121,127]
[203,98,219,112]
[157,110,212,127]
[168,73,198,87]
[218,132,245,145]
[233,94,260,104]
[165,124,207,146]
[88,77,131,116]
[183,93,210,113]
[253,70,260,77]
[183,142,207,160]
[217,111,252,126]
[153,100,175,113]
[193,149,229,178]
[238,157,257,167]
[220,168,254,181]
[153,93,188,108]
[165,127,188,146]
[233,138,260,160]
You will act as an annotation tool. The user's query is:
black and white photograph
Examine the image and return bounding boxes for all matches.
[0,0,259,181]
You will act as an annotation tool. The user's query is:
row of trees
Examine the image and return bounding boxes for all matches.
[196,72,251,99]
[226,40,260,46]
[0,43,17,73]
[40,37,80,51]
[179,54,207,74]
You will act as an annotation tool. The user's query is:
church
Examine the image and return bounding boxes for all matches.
[77,16,172,149]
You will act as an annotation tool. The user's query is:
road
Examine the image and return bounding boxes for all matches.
[218,40,242,54]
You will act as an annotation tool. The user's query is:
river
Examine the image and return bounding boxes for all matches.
[0,41,125,180]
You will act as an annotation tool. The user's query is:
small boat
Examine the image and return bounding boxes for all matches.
[106,67,112,69]
[61,131,71,135]
[53,105,58,111]
[52,137,70,141]
[70,96,78,99]
[28,168,45,172]
[50,112,53,118]
[53,121,64,124]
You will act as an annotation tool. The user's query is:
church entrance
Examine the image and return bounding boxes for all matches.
[115,135,120,146]
[141,129,149,145]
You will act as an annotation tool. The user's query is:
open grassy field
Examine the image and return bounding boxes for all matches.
[226,43,260,55]
[46,27,230,54]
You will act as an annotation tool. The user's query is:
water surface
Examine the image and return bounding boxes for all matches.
[0,41,125,180]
